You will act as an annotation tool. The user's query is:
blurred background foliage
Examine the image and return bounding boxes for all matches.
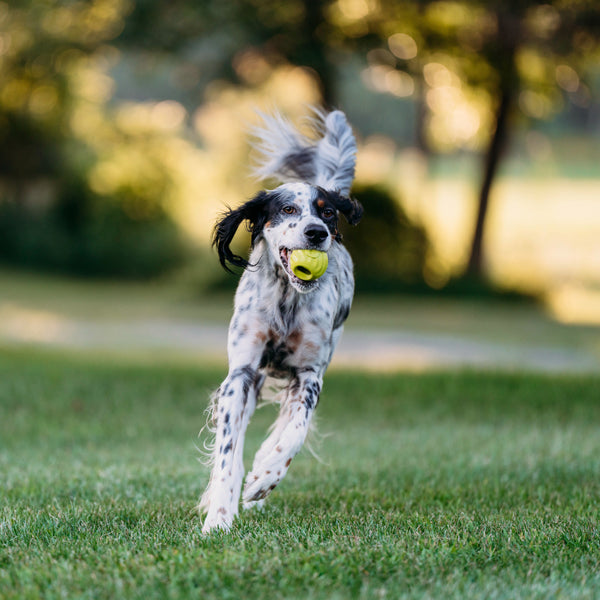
[0,0,599,314]
[342,185,430,293]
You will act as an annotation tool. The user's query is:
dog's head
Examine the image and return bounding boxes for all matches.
[213,109,362,292]
[213,182,362,292]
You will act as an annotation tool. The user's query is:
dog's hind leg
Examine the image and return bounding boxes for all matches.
[199,366,262,533]
[242,370,322,505]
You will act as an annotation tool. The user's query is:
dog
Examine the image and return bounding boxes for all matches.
[199,109,362,533]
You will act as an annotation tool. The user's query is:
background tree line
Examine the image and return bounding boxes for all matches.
[1,0,598,290]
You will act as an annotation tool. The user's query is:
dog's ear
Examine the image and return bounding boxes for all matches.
[337,195,363,226]
[322,190,363,226]
[213,191,271,272]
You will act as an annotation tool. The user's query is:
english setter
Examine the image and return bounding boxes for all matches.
[199,109,362,533]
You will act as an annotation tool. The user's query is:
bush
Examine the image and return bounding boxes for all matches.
[0,175,187,279]
[341,185,430,293]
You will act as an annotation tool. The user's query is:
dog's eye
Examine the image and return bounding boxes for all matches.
[282,206,297,215]
[322,208,335,218]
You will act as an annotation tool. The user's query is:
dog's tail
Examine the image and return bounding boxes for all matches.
[251,109,356,196]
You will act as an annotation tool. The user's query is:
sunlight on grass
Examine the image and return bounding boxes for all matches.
[548,285,600,326]
[0,304,70,344]
[402,176,600,325]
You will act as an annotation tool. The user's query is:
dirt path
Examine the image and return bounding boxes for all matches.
[1,305,597,373]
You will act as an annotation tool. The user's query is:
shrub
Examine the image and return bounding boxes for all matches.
[0,175,187,279]
[342,185,430,293]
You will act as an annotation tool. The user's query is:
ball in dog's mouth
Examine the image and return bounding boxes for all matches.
[289,249,328,280]
[279,248,328,286]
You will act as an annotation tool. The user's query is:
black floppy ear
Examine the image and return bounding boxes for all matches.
[323,190,363,226]
[338,195,363,225]
[213,191,271,272]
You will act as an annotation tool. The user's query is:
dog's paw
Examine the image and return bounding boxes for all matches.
[242,497,265,512]
[201,505,235,535]
[242,463,288,504]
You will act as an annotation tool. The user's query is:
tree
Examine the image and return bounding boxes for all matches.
[117,0,339,106]
[333,0,600,281]
[0,0,188,277]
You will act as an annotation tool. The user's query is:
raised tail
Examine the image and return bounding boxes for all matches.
[251,109,356,196]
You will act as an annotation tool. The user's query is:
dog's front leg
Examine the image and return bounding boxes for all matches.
[200,365,260,534]
[243,369,322,505]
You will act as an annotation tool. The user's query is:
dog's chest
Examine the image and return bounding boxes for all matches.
[257,292,332,376]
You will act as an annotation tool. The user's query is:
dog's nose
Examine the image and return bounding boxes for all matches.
[304,225,328,245]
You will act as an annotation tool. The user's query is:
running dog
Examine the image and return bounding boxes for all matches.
[199,109,362,533]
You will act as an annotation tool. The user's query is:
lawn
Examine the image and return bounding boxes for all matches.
[1,349,599,599]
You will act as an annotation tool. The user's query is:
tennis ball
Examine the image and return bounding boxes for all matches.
[289,249,328,281]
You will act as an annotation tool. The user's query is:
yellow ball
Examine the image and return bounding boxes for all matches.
[289,249,328,281]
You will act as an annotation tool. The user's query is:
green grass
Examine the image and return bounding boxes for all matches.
[1,350,600,599]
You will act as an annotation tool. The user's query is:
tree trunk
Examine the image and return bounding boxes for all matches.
[465,82,512,279]
[465,9,519,280]
[303,0,335,106]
